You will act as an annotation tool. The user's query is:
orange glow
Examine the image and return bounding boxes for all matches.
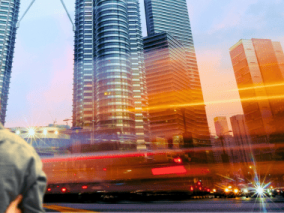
[61,187,66,193]
[130,93,284,112]
[151,166,186,175]
[231,82,284,92]
[47,188,51,192]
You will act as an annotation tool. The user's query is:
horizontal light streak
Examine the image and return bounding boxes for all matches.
[135,94,284,112]
[151,166,187,175]
[230,82,284,92]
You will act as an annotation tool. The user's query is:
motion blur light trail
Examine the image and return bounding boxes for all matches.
[132,94,284,112]
[44,204,98,212]
[230,82,284,92]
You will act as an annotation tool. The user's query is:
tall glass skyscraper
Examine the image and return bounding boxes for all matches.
[0,0,20,125]
[73,0,148,145]
[144,0,210,143]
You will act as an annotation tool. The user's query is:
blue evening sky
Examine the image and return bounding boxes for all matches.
[5,0,284,134]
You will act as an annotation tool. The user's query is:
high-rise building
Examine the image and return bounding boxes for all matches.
[144,0,210,142]
[272,41,284,78]
[0,0,20,125]
[229,39,284,141]
[73,0,148,146]
[214,116,239,163]
[127,0,149,145]
[214,116,230,137]
[230,114,251,163]
[143,32,191,144]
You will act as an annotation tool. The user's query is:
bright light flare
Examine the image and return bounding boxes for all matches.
[28,128,36,137]
[225,188,229,193]
[256,186,264,195]
[234,189,239,193]
[15,130,21,135]
[244,189,248,193]
[43,129,48,135]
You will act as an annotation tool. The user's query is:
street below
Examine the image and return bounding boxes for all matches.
[44,196,284,212]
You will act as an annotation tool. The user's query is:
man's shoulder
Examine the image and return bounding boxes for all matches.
[0,128,38,165]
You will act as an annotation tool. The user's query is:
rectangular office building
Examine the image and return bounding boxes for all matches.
[229,39,284,141]
[143,32,191,145]
[144,0,210,143]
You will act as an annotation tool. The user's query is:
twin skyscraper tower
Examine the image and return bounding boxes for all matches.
[0,0,210,147]
[73,0,210,147]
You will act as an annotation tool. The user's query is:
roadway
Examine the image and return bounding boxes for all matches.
[44,196,284,212]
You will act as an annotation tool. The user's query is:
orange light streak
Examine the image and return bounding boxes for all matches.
[133,94,284,112]
[229,82,284,92]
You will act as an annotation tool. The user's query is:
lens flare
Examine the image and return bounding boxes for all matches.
[28,128,36,137]
[43,129,48,135]
[256,186,264,195]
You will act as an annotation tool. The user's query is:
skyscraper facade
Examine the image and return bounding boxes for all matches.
[230,114,251,163]
[127,0,149,144]
[214,116,239,163]
[144,0,210,143]
[0,0,20,125]
[73,0,148,145]
[229,39,284,141]
[214,116,230,137]
[143,32,191,143]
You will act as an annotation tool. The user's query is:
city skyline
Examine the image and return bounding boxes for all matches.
[4,0,284,135]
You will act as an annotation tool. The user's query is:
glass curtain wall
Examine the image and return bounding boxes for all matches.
[0,0,20,125]
[73,0,147,145]
[144,0,210,143]
[127,0,149,146]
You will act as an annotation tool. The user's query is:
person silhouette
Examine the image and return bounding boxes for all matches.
[0,123,47,213]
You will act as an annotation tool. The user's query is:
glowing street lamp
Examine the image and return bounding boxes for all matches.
[43,129,48,136]
[28,128,36,137]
